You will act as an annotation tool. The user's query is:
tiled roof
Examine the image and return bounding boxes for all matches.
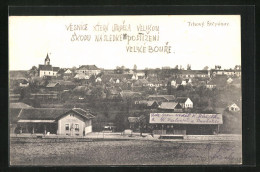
[53,67,60,72]
[72,108,95,119]
[9,102,33,109]
[159,102,179,110]
[120,91,141,98]
[18,108,94,121]
[175,97,189,103]
[9,108,22,123]
[18,108,70,120]
[73,86,88,92]
[148,95,175,101]
[147,101,158,107]
[128,117,139,123]
[38,65,59,72]
[101,74,133,82]
[77,65,100,70]
[74,74,90,79]
[46,82,60,88]
[39,65,53,71]
[53,80,76,86]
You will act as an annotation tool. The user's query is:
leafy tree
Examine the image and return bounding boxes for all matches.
[203,66,209,70]
[167,81,172,94]
[133,64,137,72]
[187,64,191,70]
[234,65,241,70]
[89,75,96,84]
[91,86,104,100]
[28,66,38,77]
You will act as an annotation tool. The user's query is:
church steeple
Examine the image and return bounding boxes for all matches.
[45,53,50,65]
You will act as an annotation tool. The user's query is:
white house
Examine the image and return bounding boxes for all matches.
[76,65,101,76]
[171,80,176,86]
[227,78,233,84]
[175,97,193,109]
[227,103,240,112]
[64,69,72,74]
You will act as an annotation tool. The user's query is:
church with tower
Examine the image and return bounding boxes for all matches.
[38,53,60,77]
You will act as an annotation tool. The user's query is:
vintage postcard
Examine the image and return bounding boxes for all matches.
[9,15,242,165]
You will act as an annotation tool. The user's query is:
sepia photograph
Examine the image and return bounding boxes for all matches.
[9,15,242,166]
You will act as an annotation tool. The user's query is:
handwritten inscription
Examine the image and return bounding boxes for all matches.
[65,21,173,54]
[175,143,242,164]
[187,21,230,27]
[150,113,223,124]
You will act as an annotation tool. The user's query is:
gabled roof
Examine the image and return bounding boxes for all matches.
[120,91,141,99]
[128,117,139,123]
[77,65,100,70]
[101,74,133,82]
[74,73,90,79]
[18,108,70,120]
[9,108,22,123]
[134,79,150,85]
[18,108,94,121]
[10,102,33,109]
[64,69,72,73]
[54,80,76,86]
[73,86,88,92]
[53,67,60,72]
[70,108,95,119]
[146,101,159,107]
[175,97,190,103]
[148,95,175,102]
[46,82,60,88]
[159,102,181,110]
[39,65,53,71]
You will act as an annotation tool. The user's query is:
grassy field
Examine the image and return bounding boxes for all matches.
[10,139,242,166]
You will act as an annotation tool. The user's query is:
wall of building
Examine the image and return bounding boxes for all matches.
[76,70,101,76]
[57,113,87,136]
[39,70,57,77]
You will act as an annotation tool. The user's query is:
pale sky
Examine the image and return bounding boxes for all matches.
[9,15,241,70]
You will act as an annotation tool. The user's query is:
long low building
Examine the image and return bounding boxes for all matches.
[149,113,223,135]
[13,108,95,136]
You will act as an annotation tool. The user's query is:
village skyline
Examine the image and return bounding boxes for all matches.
[9,53,241,71]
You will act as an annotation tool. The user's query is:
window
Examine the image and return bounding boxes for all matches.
[65,124,69,131]
[75,124,79,131]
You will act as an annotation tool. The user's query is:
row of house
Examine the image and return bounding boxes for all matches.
[135,96,193,111]
[37,54,241,80]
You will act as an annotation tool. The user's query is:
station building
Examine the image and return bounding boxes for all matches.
[13,108,94,136]
[149,113,223,135]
